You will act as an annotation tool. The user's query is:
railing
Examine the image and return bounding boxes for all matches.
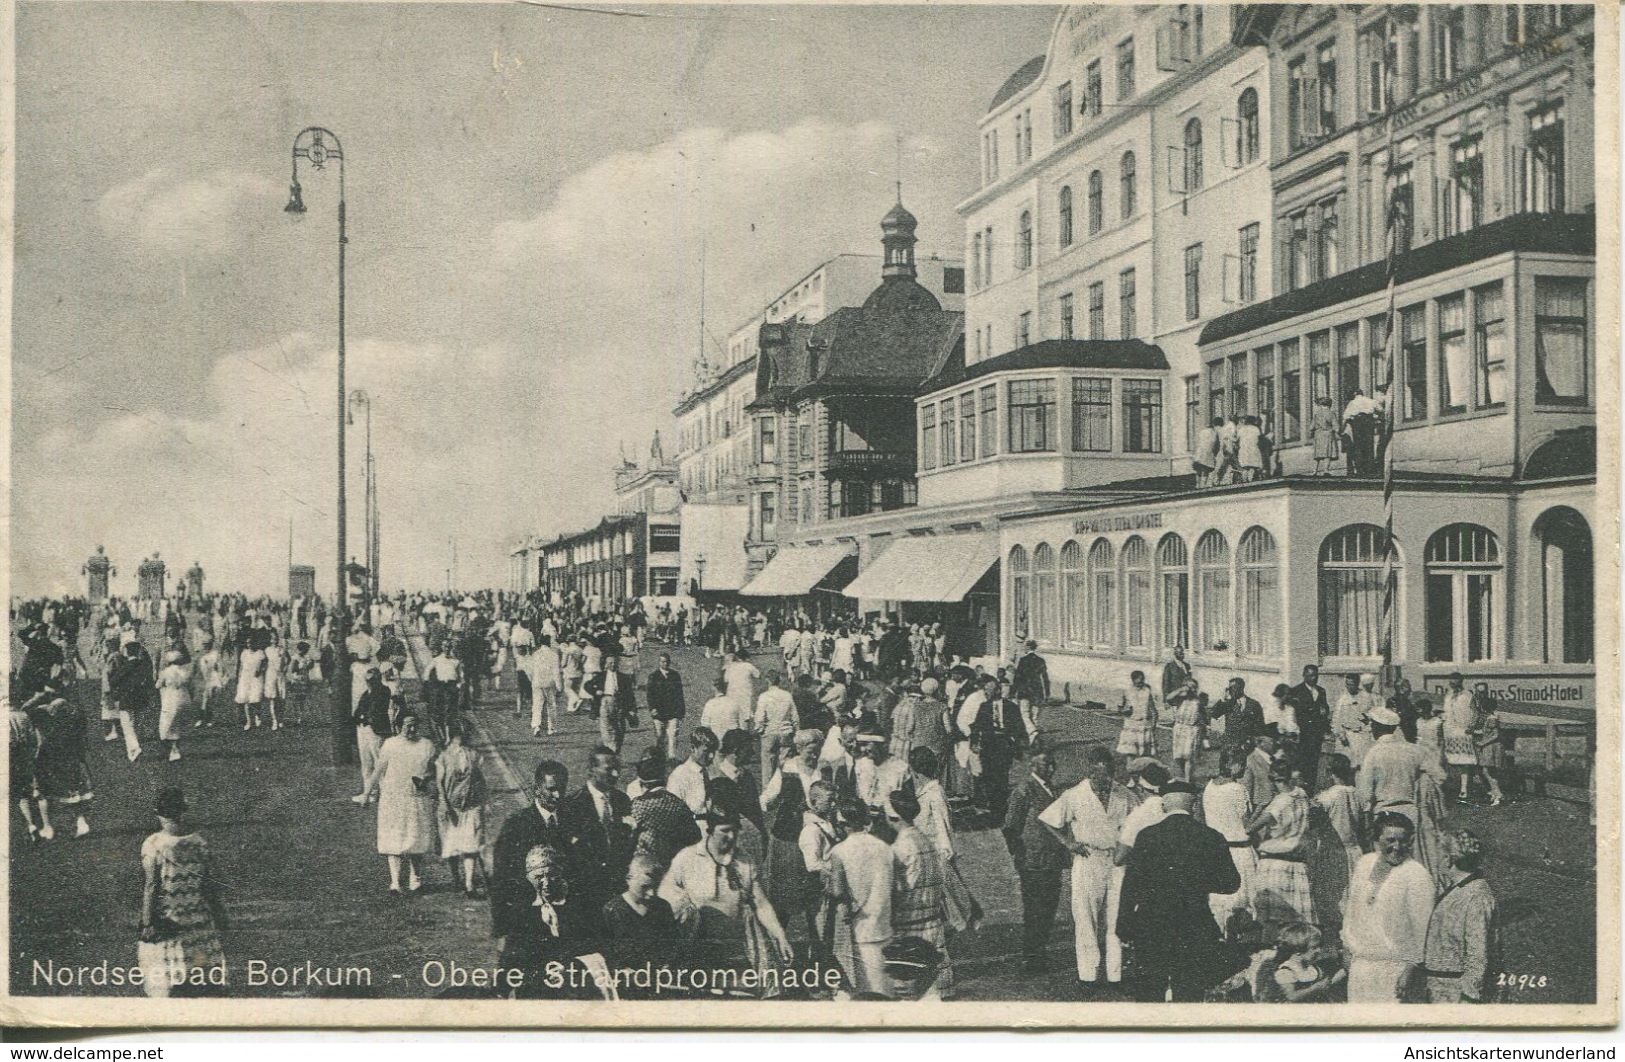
[826,449,910,472]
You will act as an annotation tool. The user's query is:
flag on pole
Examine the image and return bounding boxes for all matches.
[1378,17,1401,677]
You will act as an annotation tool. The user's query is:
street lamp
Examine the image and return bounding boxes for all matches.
[348,389,378,604]
[284,126,355,766]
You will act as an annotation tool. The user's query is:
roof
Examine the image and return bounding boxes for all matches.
[989,56,1045,113]
[790,303,963,400]
[673,354,757,417]
[922,339,1169,393]
[881,201,918,230]
[538,513,642,552]
[1200,212,1596,347]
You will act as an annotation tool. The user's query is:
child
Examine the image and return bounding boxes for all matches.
[1256,922,1345,1002]
[194,637,226,728]
[285,640,320,726]
[261,630,285,732]
[1115,670,1158,757]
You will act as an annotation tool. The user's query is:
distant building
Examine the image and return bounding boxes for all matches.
[136,554,167,601]
[83,546,114,604]
[289,565,317,600]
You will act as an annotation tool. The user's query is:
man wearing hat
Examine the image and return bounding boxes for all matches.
[1355,706,1445,834]
[350,667,394,799]
[630,752,702,867]
[826,800,895,997]
[1010,639,1049,741]
[1115,780,1240,1001]
[882,937,945,1002]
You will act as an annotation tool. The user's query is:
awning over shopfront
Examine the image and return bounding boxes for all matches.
[843,533,997,603]
[739,543,855,597]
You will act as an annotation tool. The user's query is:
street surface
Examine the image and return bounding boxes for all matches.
[9,622,1596,1002]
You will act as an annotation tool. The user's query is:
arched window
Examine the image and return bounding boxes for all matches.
[1424,524,1501,663]
[1060,540,1085,644]
[1534,507,1592,663]
[1318,524,1398,657]
[1087,170,1104,235]
[1009,545,1030,640]
[1237,87,1259,164]
[1238,527,1280,657]
[1033,542,1059,644]
[1018,210,1034,270]
[1087,539,1116,648]
[1183,118,1204,192]
[1195,530,1230,651]
[1058,187,1074,248]
[1122,536,1151,651]
[1120,151,1138,218]
[1157,533,1190,651]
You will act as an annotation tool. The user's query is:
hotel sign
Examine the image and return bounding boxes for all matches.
[1065,7,1121,58]
[1072,513,1164,535]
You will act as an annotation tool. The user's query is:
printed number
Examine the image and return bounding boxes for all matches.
[1497,973,1550,990]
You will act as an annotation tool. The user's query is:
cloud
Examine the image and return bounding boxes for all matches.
[17,119,962,597]
[97,168,282,259]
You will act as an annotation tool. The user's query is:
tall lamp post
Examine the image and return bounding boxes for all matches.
[348,389,377,604]
[284,127,355,766]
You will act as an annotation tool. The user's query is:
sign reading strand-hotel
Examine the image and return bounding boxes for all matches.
[3,0,1615,1034]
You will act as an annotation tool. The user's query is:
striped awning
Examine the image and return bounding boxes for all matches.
[739,543,855,597]
[842,533,997,603]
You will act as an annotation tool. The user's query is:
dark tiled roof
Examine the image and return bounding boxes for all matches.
[1199,212,1595,347]
[784,303,963,401]
[922,339,1170,393]
[989,56,1045,113]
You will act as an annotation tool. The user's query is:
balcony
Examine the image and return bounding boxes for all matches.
[826,449,912,475]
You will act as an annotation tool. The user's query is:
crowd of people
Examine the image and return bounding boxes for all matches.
[1189,385,1395,487]
[8,586,1517,1004]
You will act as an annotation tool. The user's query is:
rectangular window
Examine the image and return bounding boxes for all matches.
[1288,210,1311,290]
[961,393,977,462]
[1433,4,1466,82]
[1254,346,1276,430]
[1008,378,1056,452]
[1309,330,1332,404]
[1535,277,1588,404]
[1119,268,1137,337]
[1117,37,1136,100]
[1279,339,1302,442]
[1401,304,1428,421]
[1228,351,1250,418]
[1207,360,1226,423]
[979,384,998,456]
[1367,312,1391,394]
[1054,81,1074,139]
[1475,282,1507,408]
[1526,103,1566,213]
[1437,294,1469,415]
[1088,282,1106,340]
[1336,322,1363,410]
[1060,293,1075,339]
[1184,375,1201,452]
[758,494,775,535]
[1122,379,1163,454]
[1448,136,1483,237]
[798,423,813,461]
[1072,377,1113,452]
[1361,23,1391,115]
[758,418,777,464]
[1317,41,1338,134]
[1018,311,1032,347]
[1317,196,1340,280]
[1388,163,1414,255]
[1184,243,1202,321]
[1085,61,1102,118]
[940,397,957,466]
[801,487,812,523]
[1288,56,1314,148]
[1238,223,1259,303]
[920,404,937,471]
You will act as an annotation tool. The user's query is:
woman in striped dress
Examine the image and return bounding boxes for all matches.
[1246,759,1313,944]
[138,787,227,996]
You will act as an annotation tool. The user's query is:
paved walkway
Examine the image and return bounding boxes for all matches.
[8,624,1596,1003]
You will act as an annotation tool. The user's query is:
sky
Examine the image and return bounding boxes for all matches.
[11,1,1059,598]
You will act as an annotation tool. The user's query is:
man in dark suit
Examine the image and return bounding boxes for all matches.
[1115,780,1240,1002]
[1211,677,1264,756]
[1286,664,1332,787]
[1010,640,1049,741]
[559,746,634,932]
[1001,744,1067,972]
[491,760,575,949]
[971,676,1026,820]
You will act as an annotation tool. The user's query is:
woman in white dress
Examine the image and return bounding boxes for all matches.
[435,719,487,897]
[360,713,440,893]
[1201,749,1256,935]
[261,629,285,731]
[233,629,266,731]
[1236,415,1264,482]
[155,650,192,764]
[1342,811,1437,1001]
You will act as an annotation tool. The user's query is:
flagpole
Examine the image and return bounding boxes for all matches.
[1378,15,1401,689]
